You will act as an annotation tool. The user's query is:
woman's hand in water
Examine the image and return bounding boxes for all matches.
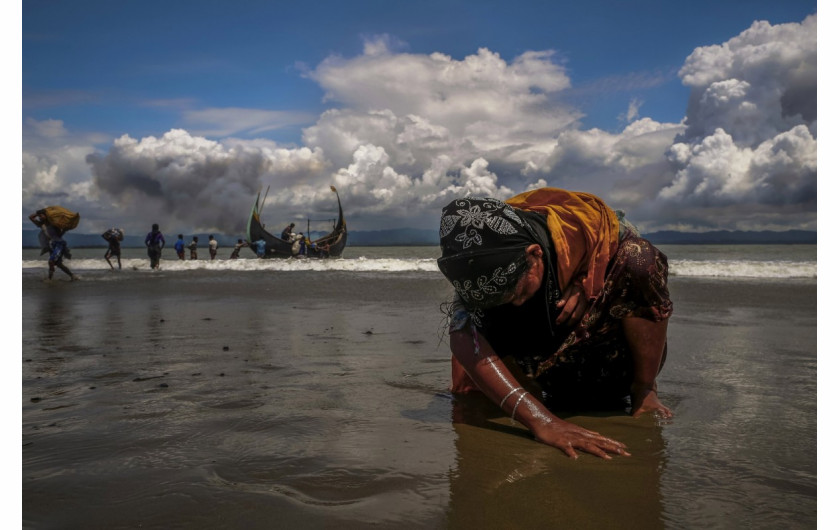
[531,419,630,460]
[630,385,673,419]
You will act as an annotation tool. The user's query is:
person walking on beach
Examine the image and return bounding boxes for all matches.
[281,223,295,241]
[437,188,672,460]
[188,236,199,260]
[102,227,124,270]
[208,235,218,260]
[174,234,186,260]
[29,209,78,281]
[230,239,248,259]
[145,223,165,270]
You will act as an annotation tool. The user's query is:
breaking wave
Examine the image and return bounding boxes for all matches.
[21,257,816,279]
[669,259,815,279]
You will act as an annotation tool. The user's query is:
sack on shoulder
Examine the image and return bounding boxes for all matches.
[43,206,80,231]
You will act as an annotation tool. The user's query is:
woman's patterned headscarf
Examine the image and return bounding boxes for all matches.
[437,197,540,310]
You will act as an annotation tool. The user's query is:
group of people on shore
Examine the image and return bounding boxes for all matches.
[103,225,246,271]
[168,233,224,262]
[30,207,329,279]
[138,226,253,270]
[28,208,259,277]
[104,225,256,271]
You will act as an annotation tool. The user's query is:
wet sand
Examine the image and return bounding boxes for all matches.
[21,270,816,528]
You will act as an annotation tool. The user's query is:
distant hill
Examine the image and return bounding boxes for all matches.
[22,228,816,248]
[643,230,816,245]
[343,228,818,246]
[344,228,440,246]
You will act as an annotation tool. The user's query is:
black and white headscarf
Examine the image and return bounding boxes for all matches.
[437,197,542,310]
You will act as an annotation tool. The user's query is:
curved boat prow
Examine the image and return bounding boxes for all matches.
[247,185,347,258]
[247,191,262,238]
[309,185,347,257]
[330,185,346,233]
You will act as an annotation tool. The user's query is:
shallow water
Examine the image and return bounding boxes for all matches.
[22,264,816,528]
[659,279,816,527]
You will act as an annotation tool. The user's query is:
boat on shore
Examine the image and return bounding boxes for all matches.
[247,186,347,258]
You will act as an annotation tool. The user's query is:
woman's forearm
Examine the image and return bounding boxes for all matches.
[450,328,555,430]
[451,330,518,399]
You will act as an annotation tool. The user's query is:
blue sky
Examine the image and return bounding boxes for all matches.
[20,0,818,235]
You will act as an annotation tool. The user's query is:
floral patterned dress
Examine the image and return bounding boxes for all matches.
[452,234,672,409]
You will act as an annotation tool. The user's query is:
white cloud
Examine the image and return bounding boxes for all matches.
[25,117,68,138]
[660,125,817,206]
[23,151,60,192]
[678,15,816,144]
[182,107,316,137]
[298,38,690,226]
[659,128,755,203]
[619,98,643,123]
[456,157,514,198]
[659,14,817,216]
[22,118,115,231]
[306,40,579,151]
[528,118,683,194]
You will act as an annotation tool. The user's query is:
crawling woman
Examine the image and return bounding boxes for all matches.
[438,188,672,459]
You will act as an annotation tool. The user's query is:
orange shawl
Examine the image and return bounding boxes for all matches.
[505,188,619,300]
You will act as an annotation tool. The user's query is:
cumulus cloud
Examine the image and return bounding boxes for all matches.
[522,14,817,231]
[298,36,687,226]
[659,125,816,206]
[306,37,579,152]
[25,16,817,235]
[658,14,817,218]
[85,129,329,233]
[520,117,684,219]
[22,118,117,231]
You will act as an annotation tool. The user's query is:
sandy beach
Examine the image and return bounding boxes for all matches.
[22,262,816,528]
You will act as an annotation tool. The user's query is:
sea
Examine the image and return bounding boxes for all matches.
[22,244,818,280]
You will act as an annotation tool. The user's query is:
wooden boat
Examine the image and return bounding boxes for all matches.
[247,186,347,258]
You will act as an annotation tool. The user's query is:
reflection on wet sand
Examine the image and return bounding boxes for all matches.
[23,271,816,527]
[447,393,666,529]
